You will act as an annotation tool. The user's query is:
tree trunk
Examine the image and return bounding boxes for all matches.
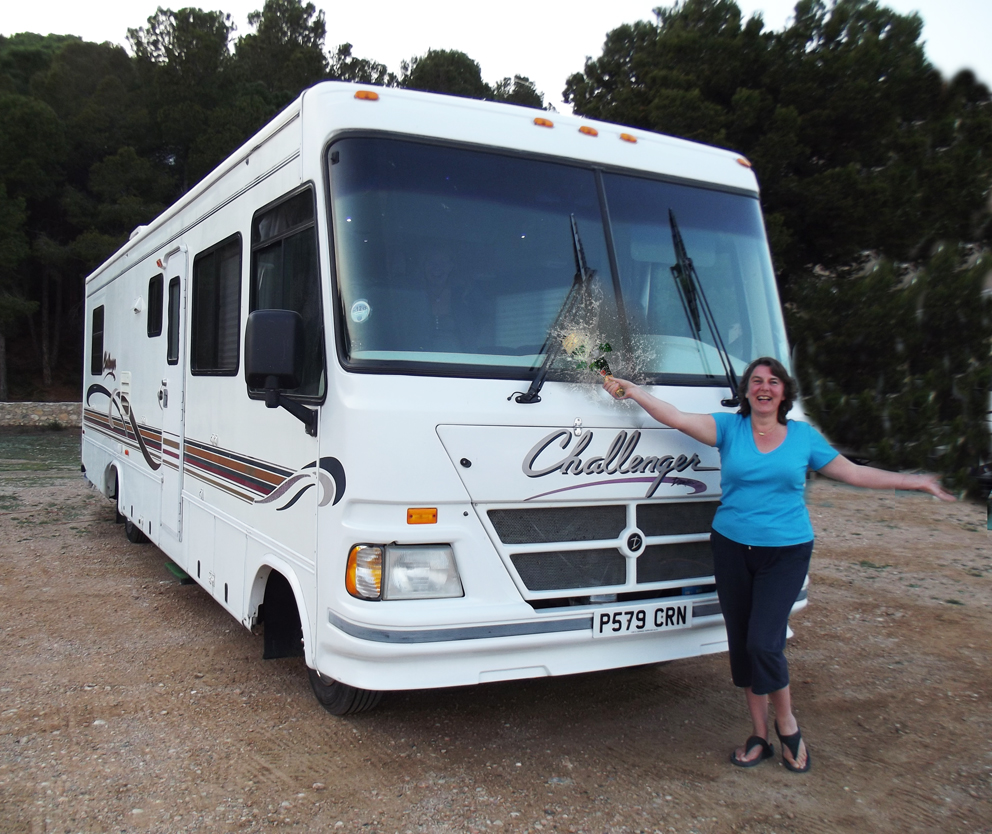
[50,277,62,374]
[0,329,7,402]
[40,272,51,387]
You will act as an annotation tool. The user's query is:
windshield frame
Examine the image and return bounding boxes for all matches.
[323,130,786,386]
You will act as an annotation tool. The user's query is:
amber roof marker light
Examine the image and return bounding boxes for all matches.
[620,133,638,143]
[533,117,554,128]
[354,90,380,101]
[736,157,752,168]
[579,126,599,137]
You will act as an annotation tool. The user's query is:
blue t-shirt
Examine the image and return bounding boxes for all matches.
[710,412,838,547]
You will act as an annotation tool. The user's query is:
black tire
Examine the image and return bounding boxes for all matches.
[307,667,382,715]
[124,517,150,544]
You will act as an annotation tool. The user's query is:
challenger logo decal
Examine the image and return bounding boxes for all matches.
[85,383,162,471]
[522,429,718,500]
[254,457,346,511]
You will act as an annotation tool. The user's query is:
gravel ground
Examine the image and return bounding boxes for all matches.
[1,428,989,834]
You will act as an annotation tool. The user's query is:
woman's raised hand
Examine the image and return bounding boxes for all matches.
[915,473,957,502]
[603,375,635,400]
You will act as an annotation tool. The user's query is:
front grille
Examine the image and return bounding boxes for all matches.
[636,540,713,583]
[636,501,717,537]
[510,548,626,591]
[489,505,626,544]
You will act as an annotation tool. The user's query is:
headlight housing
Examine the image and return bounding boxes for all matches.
[346,544,463,601]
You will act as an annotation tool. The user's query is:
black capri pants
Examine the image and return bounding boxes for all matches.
[710,529,813,695]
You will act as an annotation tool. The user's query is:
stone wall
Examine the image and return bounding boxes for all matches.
[0,402,82,428]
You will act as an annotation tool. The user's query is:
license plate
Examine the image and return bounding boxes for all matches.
[592,602,693,638]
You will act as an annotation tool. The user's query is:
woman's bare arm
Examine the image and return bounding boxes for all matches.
[603,377,717,447]
[818,455,956,501]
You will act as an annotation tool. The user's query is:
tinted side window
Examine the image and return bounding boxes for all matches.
[191,235,242,375]
[167,278,181,365]
[249,188,324,398]
[147,274,163,337]
[91,306,105,375]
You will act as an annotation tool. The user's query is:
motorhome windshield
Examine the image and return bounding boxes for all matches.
[329,136,789,383]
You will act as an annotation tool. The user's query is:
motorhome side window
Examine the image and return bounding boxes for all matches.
[147,274,163,337]
[191,235,242,375]
[249,187,324,398]
[167,278,180,364]
[90,305,104,375]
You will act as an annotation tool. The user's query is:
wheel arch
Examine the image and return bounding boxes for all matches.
[105,462,123,503]
[246,558,313,666]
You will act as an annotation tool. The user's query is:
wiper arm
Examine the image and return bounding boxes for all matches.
[513,214,591,404]
[668,209,740,407]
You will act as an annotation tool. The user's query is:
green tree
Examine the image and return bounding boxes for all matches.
[128,7,237,193]
[398,49,545,108]
[0,92,68,389]
[31,39,149,178]
[492,75,544,109]
[0,183,35,401]
[328,42,394,86]
[236,0,329,101]
[791,249,992,493]
[0,33,80,95]
[399,49,492,99]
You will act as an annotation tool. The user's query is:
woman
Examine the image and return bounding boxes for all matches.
[603,357,954,773]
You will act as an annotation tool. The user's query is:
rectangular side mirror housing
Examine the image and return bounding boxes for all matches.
[245,309,305,390]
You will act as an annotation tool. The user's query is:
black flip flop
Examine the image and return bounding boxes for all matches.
[775,721,812,773]
[730,735,774,768]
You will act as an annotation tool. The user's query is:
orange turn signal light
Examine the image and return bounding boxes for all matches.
[407,508,438,524]
[355,90,380,101]
[533,117,554,128]
[579,126,599,137]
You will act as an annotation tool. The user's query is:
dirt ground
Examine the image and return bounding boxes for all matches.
[1,428,990,834]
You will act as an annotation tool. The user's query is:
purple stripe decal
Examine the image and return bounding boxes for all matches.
[524,476,708,502]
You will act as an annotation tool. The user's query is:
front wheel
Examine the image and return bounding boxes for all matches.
[124,517,149,544]
[307,668,382,715]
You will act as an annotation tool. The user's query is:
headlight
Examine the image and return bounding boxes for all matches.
[384,545,463,600]
[346,544,463,601]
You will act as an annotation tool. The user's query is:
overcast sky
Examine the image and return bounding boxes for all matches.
[3,0,990,112]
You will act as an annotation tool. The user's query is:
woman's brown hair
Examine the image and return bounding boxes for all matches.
[738,356,796,425]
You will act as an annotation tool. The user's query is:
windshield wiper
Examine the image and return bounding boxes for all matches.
[669,209,740,407]
[513,214,593,404]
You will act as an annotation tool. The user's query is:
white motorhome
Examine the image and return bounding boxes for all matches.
[82,82,800,714]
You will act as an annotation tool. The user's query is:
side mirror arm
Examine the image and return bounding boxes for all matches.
[263,375,317,436]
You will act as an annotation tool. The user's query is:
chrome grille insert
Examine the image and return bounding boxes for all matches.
[636,501,717,537]
[510,548,626,591]
[489,505,626,544]
[636,540,713,583]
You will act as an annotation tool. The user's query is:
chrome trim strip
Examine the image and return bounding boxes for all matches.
[328,588,805,644]
[692,601,722,618]
[328,611,591,644]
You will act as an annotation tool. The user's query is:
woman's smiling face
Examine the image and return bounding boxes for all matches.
[746,364,784,418]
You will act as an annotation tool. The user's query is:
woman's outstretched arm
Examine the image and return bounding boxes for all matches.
[818,455,956,501]
[603,377,718,447]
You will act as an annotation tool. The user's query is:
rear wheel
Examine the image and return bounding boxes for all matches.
[307,668,382,715]
[124,517,149,544]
